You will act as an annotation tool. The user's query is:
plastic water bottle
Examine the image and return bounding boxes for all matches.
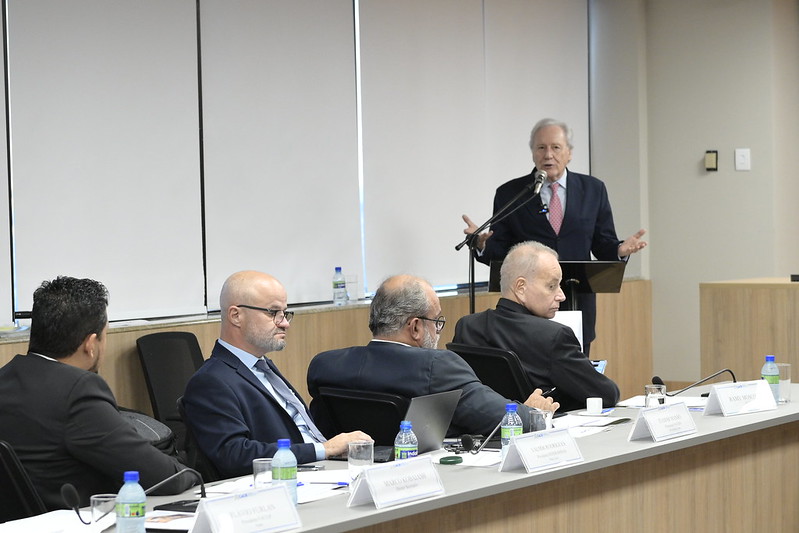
[394,420,418,460]
[761,354,780,402]
[116,471,146,533]
[271,439,298,505]
[500,403,523,458]
[332,267,347,305]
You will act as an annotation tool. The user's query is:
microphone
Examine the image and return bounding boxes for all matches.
[531,170,547,196]
[144,467,205,498]
[61,483,91,525]
[61,468,205,526]
[652,368,737,397]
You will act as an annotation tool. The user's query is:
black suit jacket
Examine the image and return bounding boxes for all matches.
[307,340,540,437]
[0,354,194,510]
[452,298,620,412]
[480,169,623,344]
[183,342,318,478]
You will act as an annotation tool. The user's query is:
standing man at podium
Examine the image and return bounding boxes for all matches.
[463,118,646,354]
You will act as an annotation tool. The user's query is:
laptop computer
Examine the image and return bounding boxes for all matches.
[404,389,462,454]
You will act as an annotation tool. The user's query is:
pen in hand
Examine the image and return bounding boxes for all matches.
[541,387,557,397]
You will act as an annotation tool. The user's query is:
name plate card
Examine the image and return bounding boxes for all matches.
[189,486,300,533]
[347,455,444,509]
[703,379,777,416]
[499,428,583,473]
[628,402,697,442]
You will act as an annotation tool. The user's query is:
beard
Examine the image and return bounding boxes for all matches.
[421,328,440,350]
[244,325,286,354]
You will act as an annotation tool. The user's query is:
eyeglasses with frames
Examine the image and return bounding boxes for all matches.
[236,304,294,324]
[416,315,446,333]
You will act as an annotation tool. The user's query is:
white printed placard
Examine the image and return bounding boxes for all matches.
[347,455,444,509]
[703,379,777,416]
[499,428,583,473]
[628,401,696,442]
[189,486,300,533]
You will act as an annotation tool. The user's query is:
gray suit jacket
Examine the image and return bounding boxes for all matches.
[307,340,538,437]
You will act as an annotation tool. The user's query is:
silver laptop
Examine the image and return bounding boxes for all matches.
[404,389,462,454]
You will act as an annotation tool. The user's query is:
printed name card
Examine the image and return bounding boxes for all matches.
[499,428,583,473]
[189,486,300,533]
[703,379,777,416]
[628,401,696,442]
[347,455,444,509]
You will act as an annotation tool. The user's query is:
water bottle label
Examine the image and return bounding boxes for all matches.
[501,425,523,440]
[116,502,146,518]
[762,374,779,385]
[333,281,346,289]
[395,445,418,460]
[272,466,297,480]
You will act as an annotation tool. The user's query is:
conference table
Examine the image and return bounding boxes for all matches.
[146,387,799,532]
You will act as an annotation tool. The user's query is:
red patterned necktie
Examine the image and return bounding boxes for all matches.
[549,182,563,234]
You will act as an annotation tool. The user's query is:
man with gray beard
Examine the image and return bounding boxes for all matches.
[183,271,369,478]
[307,275,559,438]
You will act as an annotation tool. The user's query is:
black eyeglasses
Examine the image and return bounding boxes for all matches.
[416,315,446,333]
[236,304,294,324]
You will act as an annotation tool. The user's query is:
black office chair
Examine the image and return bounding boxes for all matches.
[0,440,47,523]
[317,387,410,446]
[446,342,534,403]
[176,396,221,483]
[136,331,205,444]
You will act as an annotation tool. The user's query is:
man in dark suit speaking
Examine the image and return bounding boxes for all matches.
[0,277,195,510]
[183,271,369,478]
[307,274,559,438]
[463,118,647,354]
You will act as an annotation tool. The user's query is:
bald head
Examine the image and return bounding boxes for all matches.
[219,271,290,356]
[369,275,441,348]
[500,241,565,319]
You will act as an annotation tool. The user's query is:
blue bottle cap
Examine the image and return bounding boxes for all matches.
[123,471,139,483]
[506,403,518,412]
[766,355,775,362]
[277,438,291,448]
[400,420,412,430]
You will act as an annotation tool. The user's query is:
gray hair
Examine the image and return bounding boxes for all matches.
[528,118,574,151]
[499,241,559,294]
[368,277,432,336]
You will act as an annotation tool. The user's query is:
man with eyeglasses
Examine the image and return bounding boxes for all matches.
[307,274,559,438]
[183,271,370,477]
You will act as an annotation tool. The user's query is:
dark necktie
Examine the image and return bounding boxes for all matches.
[254,358,326,442]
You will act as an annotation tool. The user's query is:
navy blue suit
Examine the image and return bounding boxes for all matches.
[183,342,318,478]
[480,169,623,345]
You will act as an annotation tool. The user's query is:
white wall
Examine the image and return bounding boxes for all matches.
[591,0,799,381]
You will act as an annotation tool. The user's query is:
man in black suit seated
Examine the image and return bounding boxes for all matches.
[0,277,195,510]
[453,241,620,412]
[183,271,370,478]
[307,274,559,438]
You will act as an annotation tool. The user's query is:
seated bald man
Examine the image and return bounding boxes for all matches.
[183,271,370,478]
[453,241,620,412]
[307,274,559,438]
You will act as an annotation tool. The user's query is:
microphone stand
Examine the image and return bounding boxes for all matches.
[455,172,546,313]
[655,368,737,397]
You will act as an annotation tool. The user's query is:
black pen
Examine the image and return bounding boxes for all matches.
[541,387,557,397]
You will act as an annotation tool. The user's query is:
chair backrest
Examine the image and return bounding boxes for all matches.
[0,440,47,523]
[317,387,410,446]
[176,396,221,483]
[136,332,205,423]
[446,342,534,403]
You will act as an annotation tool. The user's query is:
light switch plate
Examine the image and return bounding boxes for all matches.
[734,148,751,171]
